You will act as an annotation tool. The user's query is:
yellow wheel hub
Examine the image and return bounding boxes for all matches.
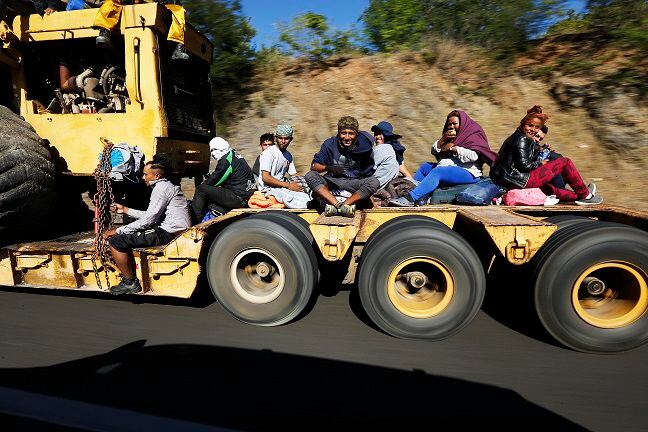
[572,261,648,328]
[387,257,454,318]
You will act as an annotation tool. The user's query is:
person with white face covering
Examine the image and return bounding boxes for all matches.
[191,137,256,221]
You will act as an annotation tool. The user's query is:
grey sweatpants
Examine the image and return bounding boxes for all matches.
[305,171,380,199]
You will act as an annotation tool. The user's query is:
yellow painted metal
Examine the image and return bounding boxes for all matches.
[387,257,455,318]
[9,4,212,177]
[14,254,51,270]
[11,5,211,61]
[572,262,648,329]
[310,223,360,262]
[459,207,556,265]
[0,249,14,286]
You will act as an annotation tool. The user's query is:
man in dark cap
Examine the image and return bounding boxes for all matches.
[371,120,413,180]
[305,116,379,217]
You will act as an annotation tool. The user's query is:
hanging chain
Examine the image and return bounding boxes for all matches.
[92,137,116,291]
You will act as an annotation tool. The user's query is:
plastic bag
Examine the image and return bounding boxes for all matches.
[502,188,547,206]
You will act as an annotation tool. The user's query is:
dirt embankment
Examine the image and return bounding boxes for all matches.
[225,42,648,209]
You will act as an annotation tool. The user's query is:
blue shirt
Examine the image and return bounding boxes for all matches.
[312,131,376,179]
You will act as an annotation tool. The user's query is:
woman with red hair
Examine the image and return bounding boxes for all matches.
[491,106,602,205]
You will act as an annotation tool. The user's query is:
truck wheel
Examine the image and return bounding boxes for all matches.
[544,214,595,229]
[0,106,56,245]
[206,218,318,326]
[363,215,445,253]
[250,210,314,245]
[533,222,648,353]
[358,224,486,339]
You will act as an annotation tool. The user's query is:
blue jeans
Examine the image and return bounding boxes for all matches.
[410,163,478,201]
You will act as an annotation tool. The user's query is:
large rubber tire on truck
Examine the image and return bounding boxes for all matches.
[206,217,318,326]
[358,220,486,340]
[532,221,648,353]
[0,105,56,246]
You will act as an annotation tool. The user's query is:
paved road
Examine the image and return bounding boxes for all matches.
[0,283,646,431]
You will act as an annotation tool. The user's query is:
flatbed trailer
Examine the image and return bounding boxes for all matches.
[1,205,647,353]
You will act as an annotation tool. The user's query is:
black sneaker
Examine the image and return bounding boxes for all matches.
[171,43,190,61]
[110,278,142,295]
[575,195,603,206]
[96,28,113,49]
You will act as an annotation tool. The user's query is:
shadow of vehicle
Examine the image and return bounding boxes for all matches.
[0,341,587,430]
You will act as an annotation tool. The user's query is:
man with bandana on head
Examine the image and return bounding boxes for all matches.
[191,137,256,222]
[305,116,379,217]
[257,124,311,209]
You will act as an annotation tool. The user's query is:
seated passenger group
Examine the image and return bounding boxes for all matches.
[103,108,602,295]
[192,107,601,222]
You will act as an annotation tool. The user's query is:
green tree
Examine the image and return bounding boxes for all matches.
[362,0,567,53]
[183,0,256,129]
[547,1,647,49]
[278,12,358,60]
[361,0,426,51]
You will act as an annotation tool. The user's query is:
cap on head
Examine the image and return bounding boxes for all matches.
[275,124,293,138]
[337,116,359,132]
[371,120,402,139]
[209,137,231,160]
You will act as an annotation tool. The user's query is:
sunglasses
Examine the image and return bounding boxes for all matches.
[534,134,544,142]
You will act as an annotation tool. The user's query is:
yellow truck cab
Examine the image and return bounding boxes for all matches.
[2,4,214,177]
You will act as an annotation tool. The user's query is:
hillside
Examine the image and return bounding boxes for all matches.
[225,43,648,209]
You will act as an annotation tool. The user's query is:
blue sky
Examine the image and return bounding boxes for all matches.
[241,0,588,49]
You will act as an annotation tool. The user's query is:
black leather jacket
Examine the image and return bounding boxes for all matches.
[490,129,542,188]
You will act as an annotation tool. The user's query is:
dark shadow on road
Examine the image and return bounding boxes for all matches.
[481,257,563,349]
[0,340,588,430]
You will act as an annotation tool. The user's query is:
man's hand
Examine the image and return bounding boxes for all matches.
[325,165,345,176]
[111,203,128,214]
[286,181,304,192]
[44,8,56,15]
[102,228,118,240]
[542,159,549,165]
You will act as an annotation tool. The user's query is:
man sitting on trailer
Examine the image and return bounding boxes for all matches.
[257,124,311,209]
[305,116,379,217]
[103,157,192,295]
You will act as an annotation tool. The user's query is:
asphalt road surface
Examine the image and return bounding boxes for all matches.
[0,280,646,431]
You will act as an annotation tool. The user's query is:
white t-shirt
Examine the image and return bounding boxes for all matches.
[257,145,297,192]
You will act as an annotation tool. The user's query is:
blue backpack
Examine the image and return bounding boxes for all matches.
[455,178,506,205]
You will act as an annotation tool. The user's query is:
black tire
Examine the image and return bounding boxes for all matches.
[0,106,56,245]
[544,214,595,229]
[206,218,318,326]
[249,210,314,245]
[363,215,446,253]
[533,222,648,353]
[358,224,486,339]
